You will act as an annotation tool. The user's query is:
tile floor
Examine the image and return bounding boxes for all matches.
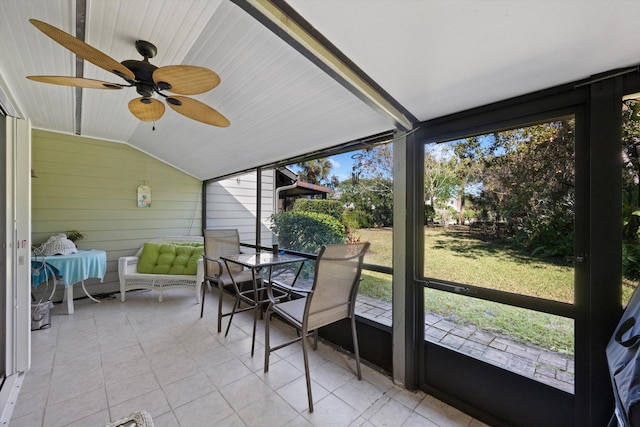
[10,288,490,427]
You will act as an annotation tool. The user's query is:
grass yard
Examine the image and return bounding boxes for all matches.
[423,226,574,302]
[354,226,636,355]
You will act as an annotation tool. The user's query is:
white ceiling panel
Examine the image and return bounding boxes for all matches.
[81,0,225,142]
[288,0,640,121]
[127,1,394,179]
[1,0,639,180]
[0,0,76,133]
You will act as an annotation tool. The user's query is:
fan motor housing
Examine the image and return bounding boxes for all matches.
[121,59,158,97]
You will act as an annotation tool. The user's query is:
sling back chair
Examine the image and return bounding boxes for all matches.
[200,229,254,334]
[263,242,370,412]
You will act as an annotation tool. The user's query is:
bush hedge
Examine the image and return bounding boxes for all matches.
[271,210,346,254]
[292,199,343,219]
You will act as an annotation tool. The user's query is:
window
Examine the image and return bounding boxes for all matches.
[275,144,394,326]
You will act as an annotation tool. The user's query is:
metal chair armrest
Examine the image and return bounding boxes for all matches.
[202,253,225,277]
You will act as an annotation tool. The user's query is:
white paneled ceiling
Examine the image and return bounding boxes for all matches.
[287,0,640,120]
[1,0,639,180]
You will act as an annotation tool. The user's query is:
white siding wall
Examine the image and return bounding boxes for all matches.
[205,169,275,248]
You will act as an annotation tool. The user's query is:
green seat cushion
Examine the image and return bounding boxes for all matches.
[137,242,204,275]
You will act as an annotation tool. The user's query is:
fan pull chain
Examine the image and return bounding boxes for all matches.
[152,122,156,131]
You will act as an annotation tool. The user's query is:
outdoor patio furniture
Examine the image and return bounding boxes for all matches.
[263,242,370,412]
[118,236,204,302]
[200,229,255,332]
[221,251,306,356]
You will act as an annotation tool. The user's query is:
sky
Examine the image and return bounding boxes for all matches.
[288,151,361,183]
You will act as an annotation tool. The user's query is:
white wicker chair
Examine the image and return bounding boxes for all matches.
[118,236,204,303]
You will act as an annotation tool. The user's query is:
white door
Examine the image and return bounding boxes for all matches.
[3,115,31,378]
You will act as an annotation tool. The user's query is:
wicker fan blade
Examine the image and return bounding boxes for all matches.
[128,98,165,122]
[153,65,220,95]
[29,19,135,82]
[166,96,230,127]
[27,76,124,89]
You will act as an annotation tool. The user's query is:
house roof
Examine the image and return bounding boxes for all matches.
[1,0,639,180]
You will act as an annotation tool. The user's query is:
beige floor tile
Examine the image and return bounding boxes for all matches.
[162,371,216,409]
[48,366,105,405]
[285,415,314,426]
[153,356,203,387]
[105,371,160,407]
[171,390,235,425]
[238,345,282,372]
[150,410,180,427]
[219,373,274,412]
[205,357,253,388]
[258,358,303,390]
[108,387,171,421]
[102,356,153,386]
[333,377,386,412]
[64,409,111,427]
[275,376,330,413]
[310,360,357,392]
[10,389,47,421]
[8,408,44,427]
[216,412,249,426]
[100,343,145,367]
[302,393,360,426]
[414,395,473,427]
[43,387,108,427]
[11,290,486,427]
[192,343,236,369]
[367,398,413,427]
[390,386,427,411]
[237,393,299,427]
[400,412,439,427]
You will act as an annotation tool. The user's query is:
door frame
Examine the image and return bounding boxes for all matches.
[408,72,627,426]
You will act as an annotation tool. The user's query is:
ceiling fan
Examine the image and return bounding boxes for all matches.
[26,19,230,127]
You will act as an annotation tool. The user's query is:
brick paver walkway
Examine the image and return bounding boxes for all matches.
[355,294,574,394]
[274,268,575,394]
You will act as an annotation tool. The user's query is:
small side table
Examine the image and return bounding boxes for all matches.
[31,249,107,314]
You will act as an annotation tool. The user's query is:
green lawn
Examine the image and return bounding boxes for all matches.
[354,226,636,355]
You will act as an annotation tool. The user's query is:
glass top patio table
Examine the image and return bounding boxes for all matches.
[220,251,307,356]
[220,252,307,269]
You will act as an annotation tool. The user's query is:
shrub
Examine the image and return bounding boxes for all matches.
[343,209,374,229]
[292,199,343,220]
[271,211,347,254]
[424,204,435,224]
[436,207,456,227]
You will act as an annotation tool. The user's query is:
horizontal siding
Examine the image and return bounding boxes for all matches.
[31,129,202,301]
[206,170,275,246]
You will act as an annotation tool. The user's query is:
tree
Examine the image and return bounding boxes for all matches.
[345,145,394,227]
[480,120,576,256]
[451,137,484,224]
[296,159,333,185]
[424,145,459,210]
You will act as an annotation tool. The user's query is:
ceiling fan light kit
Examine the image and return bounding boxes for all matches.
[26,19,229,128]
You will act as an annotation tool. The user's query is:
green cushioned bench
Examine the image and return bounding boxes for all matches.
[118,236,205,303]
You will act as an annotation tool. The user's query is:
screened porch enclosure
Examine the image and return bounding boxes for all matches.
[3,1,637,425]
[198,68,639,426]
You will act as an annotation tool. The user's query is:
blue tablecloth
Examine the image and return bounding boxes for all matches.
[31,250,106,288]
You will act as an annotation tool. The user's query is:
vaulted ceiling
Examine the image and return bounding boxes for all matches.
[1,0,639,180]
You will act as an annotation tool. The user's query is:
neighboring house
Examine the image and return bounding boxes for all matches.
[205,169,276,246]
[274,167,331,212]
